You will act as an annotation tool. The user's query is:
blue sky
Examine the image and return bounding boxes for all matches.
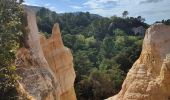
[24,0,170,24]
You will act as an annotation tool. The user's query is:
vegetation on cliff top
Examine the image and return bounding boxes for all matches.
[0,0,23,99]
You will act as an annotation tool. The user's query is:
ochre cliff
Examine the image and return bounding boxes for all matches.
[107,24,170,100]
[15,8,76,100]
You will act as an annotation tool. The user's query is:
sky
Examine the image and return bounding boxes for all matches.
[24,0,170,24]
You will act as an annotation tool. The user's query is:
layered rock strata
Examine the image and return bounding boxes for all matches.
[107,24,170,100]
[15,8,76,100]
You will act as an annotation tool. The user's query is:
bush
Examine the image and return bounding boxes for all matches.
[0,0,23,99]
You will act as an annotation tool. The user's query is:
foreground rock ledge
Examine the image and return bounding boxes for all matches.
[107,24,170,100]
[15,8,76,100]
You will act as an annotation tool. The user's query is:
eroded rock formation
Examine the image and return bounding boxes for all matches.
[107,24,170,100]
[15,8,76,100]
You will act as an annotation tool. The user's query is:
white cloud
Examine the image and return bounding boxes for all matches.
[23,2,40,6]
[82,0,170,24]
[70,5,82,9]
[23,2,30,5]
[49,7,55,10]
[83,0,119,9]
[42,3,63,13]
[45,3,50,7]
[24,0,170,24]
[49,7,63,13]
[140,0,164,4]
[83,0,132,16]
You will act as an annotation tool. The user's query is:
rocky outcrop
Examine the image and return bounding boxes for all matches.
[132,26,145,36]
[15,8,76,100]
[107,24,170,100]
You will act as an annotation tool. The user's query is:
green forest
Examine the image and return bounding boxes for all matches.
[36,8,147,100]
[1,0,170,100]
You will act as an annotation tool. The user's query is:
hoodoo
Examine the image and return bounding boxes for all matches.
[107,24,170,100]
[15,8,76,100]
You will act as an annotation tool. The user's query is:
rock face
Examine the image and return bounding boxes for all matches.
[132,26,145,36]
[107,24,170,100]
[15,8,76,100]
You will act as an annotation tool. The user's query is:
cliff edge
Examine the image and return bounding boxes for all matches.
[107,24,170,100]
[15,8,76,100]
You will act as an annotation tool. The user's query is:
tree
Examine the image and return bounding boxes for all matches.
[90,18,111,40]
[162,19,170,25]
[137,16,145,22]
[122,11,129,18]
[101,36,115,58]
[0,0,23,99]
[76,69,115,100]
